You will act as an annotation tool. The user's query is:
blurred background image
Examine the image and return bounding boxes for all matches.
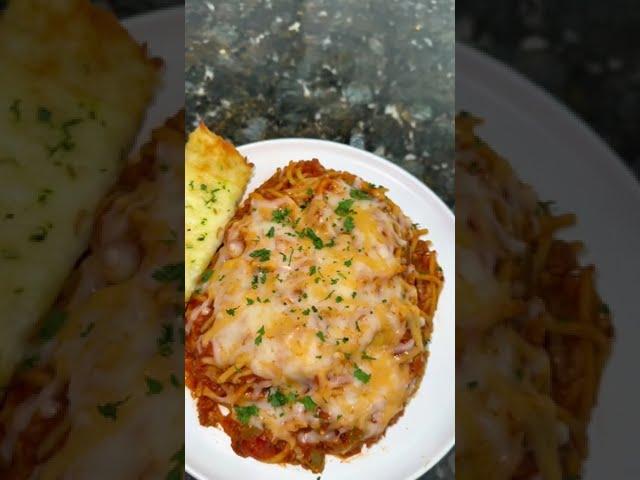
[457,0,639,178]
[0,1,184,478]
[456,1,640,479]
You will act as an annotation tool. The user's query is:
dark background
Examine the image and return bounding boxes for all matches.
[457,0,640,179]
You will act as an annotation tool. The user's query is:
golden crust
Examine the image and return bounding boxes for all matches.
[184,124,253,300]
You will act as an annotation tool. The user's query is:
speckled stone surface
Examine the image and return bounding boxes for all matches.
[186,0,454,208]
[185,1,454,479]
[457,0,640,179]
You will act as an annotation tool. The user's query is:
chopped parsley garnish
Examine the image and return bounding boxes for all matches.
[335,199,354,217]
[145,376,163,395]
[302,308,311,315]
[350,188,371,200]
[249,248,271,262]
[323,290,335,300]
[226,307,238,316]
[344,259,353,267]
[157,324,174,356]
[335,296,343,303]
[266,226,275,238]
[268,389,289,407]
[200,269,213,283]
[272,207,291,224]
[37,106,52,123]
[255,325,266,345]
[355,320,361,332]
[304,228,324,249]
[203,186,221,206]
[37,188,53,204]
[9,99,21,121]
[361,351,376,360]
[246,298,255,305]
[80,321,95,338]
[39,309,67,341]
[235,405,259,424]
[97,397,130,421]
[316,331,326,342]
[286,391,299,403]
[19,355,39,370]
[353,366,371,384]
[352,292,357,299]
[29,223,52,242]
[309,265,317,275]
[343,216,355,233]
[251,268,268,289]
[259,268,267,283]
[299,395,317,412]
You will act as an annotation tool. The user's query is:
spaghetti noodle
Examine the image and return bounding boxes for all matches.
[456,112,613,480]
[185,159,443,472]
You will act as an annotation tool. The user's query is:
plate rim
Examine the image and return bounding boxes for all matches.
[237,137,454,218]
[120,5,184,30]
[185,137,455,480]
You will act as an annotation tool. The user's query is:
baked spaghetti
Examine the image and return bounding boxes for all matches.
[185,159,443,472]
[456,112,613,480]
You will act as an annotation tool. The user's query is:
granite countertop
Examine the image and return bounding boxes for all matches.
[186,0,454,208]
[185,1,454,479]
[456,0,640,179]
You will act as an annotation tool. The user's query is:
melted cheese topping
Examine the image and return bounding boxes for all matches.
[196,175,428,445]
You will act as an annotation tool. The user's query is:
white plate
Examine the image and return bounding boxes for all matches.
[457,43,640,479]
[185,139,456,480]
[122,7,184,151]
